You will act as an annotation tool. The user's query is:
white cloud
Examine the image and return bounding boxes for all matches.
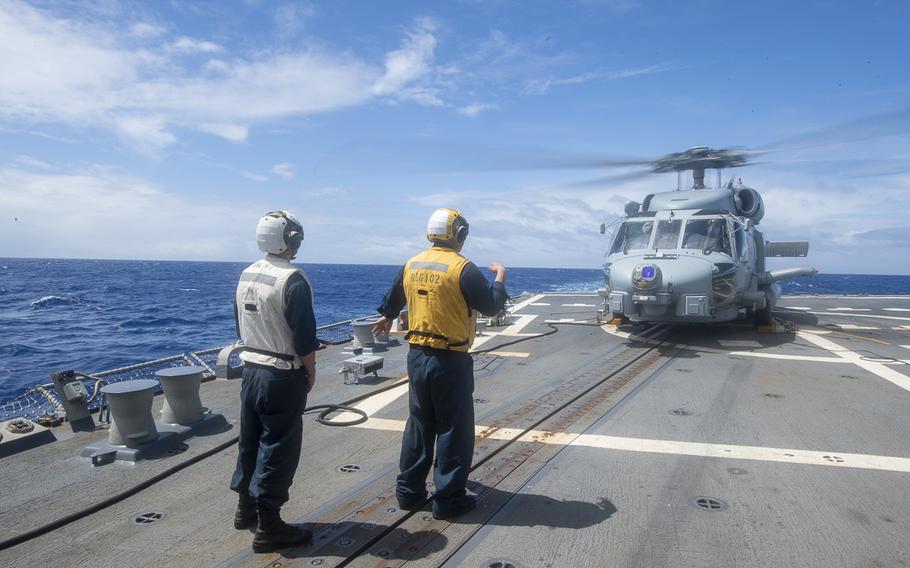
[271,162,295,180]
[13,155,51,169]
[0,166,260,260]
[129,22,166,38]
[241,171,269,182]
[371,18,438,99]
[457,102,496,117]
[523,64,678,95]
[0,3,443,148]
[170,35,223,53]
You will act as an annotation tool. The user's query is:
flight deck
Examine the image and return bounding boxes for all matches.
[1,293,908,567]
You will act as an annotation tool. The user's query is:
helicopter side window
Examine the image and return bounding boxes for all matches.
[610,221,654,254]
[653,220,681,250]
[683,218,731,255]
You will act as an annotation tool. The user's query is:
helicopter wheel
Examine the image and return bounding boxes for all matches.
[754,305,773,327]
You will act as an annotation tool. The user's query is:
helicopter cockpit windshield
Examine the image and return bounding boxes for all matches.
[609,220,653,254]
[682,217,731,255]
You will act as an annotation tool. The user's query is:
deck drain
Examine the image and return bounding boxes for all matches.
[167,443,189,455]
[133,511,165,525]
[337,538,353,547]
[763,393,783,399]
[823,455,845,463]
[690,497,728,511]
[377,549,391,558]
[337,463,361,473]
[310,560,323,566]
[487,560,521,568]
[669,409,692,416]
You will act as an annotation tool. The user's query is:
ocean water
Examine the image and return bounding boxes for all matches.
[1,257,908,402]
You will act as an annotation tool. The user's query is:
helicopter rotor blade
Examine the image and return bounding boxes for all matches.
[315,139,652,176]
[756,106,910,153]
[556,169,655,189]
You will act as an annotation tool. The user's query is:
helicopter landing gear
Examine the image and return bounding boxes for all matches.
[754,304,773,327]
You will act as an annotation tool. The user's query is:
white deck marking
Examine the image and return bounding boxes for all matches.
[328,383,410,423]
[836,324,880,330]
[901,345,910,350]
[799,331,910,393]
[501,314,538,336]
[728,351,848,364]
[782,306,812,310]
[487,351,530,358]
[530,303,551,306]
[894,326,910,331]
[354,418,910,473]
[809,312,910,322]
[884,308,910,312]
[717,339,763,348]
[509,294,546,313]
[562,303,596,307]
[545,318,578,323]
[827,307,871,311]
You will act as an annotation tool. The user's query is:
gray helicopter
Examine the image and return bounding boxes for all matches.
[599,147,816,326]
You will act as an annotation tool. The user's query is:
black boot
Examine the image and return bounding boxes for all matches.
[234,492,258,530]
[252,506,312,553]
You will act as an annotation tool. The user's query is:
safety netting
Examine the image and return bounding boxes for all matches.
[0,317,371,423]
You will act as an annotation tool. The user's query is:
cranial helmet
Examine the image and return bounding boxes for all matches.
[256,211,304,254]
[426,208,469,245]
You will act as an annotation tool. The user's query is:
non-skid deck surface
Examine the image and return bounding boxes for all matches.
[1,294,908,567]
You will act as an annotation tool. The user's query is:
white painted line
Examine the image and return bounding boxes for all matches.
[487,351,530,358]
[836,324,879,330]
[901,345,910,350]
[328,383,409,423]
[530,303,551,306]
[509,294,546,313]
[828,307,871,311]
[799,331,910,393]
[783,306,812,311]
[501,314,538,336]
[728,351,848,364]
[353,419,910,473]
[717,339,763,348]
[894,326,910,331]
[884,308,910,312]
[545,318,577,323]
[809,312,910,322]
[562,303,596,307]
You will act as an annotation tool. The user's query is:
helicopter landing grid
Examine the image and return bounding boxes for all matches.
[1,293,909,567]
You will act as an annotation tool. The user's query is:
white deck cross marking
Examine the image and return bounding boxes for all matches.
[509,293,546,313]
[799,330,910,393]
[728,351,848,364]
[828,307,871,311]
[353,418,910,474]
[530,303,551,306]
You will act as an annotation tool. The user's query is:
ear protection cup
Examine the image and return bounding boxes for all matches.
[285,228,303,251]
[453,217,469,244]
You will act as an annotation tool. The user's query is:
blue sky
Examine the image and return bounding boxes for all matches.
[1,0,908,273]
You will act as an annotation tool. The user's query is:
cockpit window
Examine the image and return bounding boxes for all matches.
[610,220,654,254]
[682,218,731,255]
[653,219,681,250]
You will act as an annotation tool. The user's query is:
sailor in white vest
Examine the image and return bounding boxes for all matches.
[230,211,318,553]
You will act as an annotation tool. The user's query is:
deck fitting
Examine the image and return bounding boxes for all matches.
[669,408,692,416]
[133,511,165,525]
[337,463,361,473]
[690,497,728,511]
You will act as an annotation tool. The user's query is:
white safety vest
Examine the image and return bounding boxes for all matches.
[235,255,314,370]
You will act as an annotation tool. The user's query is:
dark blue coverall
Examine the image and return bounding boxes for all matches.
[231,273,319,510]
[378,261,508,515]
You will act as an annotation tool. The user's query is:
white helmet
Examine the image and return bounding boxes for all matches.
[256,211,304,254]
[426,208,469,245]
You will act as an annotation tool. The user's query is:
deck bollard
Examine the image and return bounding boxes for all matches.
[102,379,159,446]
[156,366,205,425]
[351,320,376,349]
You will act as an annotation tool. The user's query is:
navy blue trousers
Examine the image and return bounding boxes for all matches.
[230,364,308,510]
[397,346,475,513]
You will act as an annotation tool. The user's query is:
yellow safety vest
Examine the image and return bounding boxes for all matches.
[403,247,476,352]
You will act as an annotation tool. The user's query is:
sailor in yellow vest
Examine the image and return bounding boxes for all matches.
[231,211,318,552]
[373,208,508,519]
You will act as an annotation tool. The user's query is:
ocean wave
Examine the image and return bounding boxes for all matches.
[178,288,199,292]
[118,316,196,329]
[31,295,79,308]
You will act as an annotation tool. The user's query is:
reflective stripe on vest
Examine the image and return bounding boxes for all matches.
[402,247,476,352]
[235,254,313,370]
